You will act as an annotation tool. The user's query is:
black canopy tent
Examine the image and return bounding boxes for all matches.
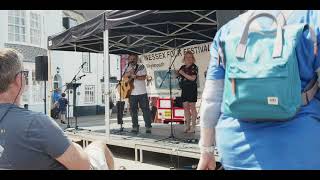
[47,10,218,140]
[48,10,217,54]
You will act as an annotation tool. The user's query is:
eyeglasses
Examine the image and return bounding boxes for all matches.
[15,71,28,79]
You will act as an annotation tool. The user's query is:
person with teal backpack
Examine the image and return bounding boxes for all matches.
[197,10,320,170]
[223,12,317,121]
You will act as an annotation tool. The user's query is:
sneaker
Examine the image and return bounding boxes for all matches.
[146,127,152,134]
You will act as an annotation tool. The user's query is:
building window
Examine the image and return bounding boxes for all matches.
[82,52,91,73]
[30,12,41,45]
[85,85,95,104]
[8,10,26,42]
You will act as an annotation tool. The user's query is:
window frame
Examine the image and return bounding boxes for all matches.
[84,85,95,104]
[8,10,27,43]
[30,12,41,46]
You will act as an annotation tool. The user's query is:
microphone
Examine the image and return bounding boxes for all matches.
[81,62,87,67]
[78,74,86,79]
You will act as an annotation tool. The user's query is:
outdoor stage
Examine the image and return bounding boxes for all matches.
[61,115,219,163]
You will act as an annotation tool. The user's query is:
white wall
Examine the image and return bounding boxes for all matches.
[43,10,64,48]
[0,10,121,115]
[110,54,121,79]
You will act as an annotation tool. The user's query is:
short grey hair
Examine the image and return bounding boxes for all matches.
[0,48,24,93]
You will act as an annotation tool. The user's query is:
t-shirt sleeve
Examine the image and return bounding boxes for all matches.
[26,114,71,158]
[206,28,226,80]
[295,11,320,88]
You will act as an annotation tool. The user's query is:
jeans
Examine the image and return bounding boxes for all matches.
[129,93,152,128]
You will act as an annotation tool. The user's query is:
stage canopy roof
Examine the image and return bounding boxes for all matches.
[48,10,218,55]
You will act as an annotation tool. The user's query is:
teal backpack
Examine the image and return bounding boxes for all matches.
[221,12,318,121]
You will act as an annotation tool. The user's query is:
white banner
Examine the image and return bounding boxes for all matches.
[140,42,211,98]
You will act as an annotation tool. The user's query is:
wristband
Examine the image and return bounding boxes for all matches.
[198,143,215,154]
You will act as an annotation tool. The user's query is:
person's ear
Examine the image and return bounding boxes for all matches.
[14,73,23,88]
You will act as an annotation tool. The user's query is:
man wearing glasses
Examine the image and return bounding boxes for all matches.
[0,48,114,170]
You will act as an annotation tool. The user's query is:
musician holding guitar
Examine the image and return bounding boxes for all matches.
[122,54,152,134]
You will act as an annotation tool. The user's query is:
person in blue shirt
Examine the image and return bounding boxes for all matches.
[53,88,61,104]
[197,10,320,170]
[58,93,68,124]
[51,88,61,120]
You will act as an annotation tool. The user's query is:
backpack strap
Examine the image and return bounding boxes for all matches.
[236,12,286,59]
[302,77,319,105]
[302,68,320,105]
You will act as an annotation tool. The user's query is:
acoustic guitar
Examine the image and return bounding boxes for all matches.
[118,76,134,99]
[117,65,144,99]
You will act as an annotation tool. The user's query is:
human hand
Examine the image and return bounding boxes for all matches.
[197,152,216,170]
[178,69,185,75]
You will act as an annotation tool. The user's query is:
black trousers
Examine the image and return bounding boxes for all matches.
[116,101,125,124]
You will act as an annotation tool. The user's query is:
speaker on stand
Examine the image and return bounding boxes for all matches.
[35,56,48,114]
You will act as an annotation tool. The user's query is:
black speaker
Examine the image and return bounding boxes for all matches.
[63,17,70,29]
[35,56,48,81]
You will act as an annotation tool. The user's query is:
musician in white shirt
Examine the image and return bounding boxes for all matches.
[123,54,152,134]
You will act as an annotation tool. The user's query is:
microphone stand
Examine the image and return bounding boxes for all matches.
[155,48,182,143]
[64,63,87,131]
[73,75,86,130]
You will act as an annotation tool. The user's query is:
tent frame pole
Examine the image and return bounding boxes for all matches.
[104,29,110,142]
[47,50,53,116]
